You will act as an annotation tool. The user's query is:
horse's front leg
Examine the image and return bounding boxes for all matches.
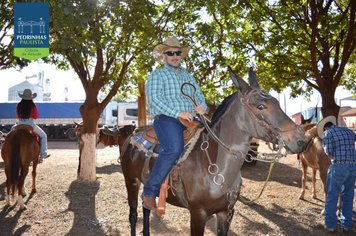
[299,158,308,200]
[124,177,141,236]
[142,207,151,236]
[216,210,233,236]
[190,209,208,236]
[312,168,317,199]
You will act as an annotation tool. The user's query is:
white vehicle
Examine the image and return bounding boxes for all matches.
[102,102,139,127]
[116,102,139,126]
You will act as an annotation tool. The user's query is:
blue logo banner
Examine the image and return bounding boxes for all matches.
[14,3,50,60]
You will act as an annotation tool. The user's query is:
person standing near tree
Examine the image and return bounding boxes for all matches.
[317,115,356,233]
[143,36,207,210]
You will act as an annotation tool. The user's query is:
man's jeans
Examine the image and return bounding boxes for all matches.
[325,164,356,229]
[143,115,185,197]
[13,119,48,158]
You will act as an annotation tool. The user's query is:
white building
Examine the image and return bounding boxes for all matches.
[7,71,51,101]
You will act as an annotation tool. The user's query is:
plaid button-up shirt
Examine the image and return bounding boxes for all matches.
[146,64,207,119]
[323,125,356,164]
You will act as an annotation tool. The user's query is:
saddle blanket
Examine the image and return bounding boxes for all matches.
[131,131,162,157]
[130,128,204,162]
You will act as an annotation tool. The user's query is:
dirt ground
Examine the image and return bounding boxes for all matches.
[0,141,355,236]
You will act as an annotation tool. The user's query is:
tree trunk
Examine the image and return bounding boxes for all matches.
[137,81,147,127]
[319,88,340,118]
[78,133,97,181]
[78,101,102,181]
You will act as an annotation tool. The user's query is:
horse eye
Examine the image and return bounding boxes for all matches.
[256,104,265,110]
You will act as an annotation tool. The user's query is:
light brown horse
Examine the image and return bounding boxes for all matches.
[298,124,330,200]
[120,67,307,235]
[1,126,40,209]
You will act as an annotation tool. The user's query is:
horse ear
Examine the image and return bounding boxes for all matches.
[248,67,260,89]
[228,66,251,94]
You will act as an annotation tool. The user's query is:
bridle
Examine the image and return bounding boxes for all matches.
[240,89,283,143]
[180,83,295,159]
[180,82,296,214]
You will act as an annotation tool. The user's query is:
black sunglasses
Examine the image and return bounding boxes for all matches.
[164,51,182,56]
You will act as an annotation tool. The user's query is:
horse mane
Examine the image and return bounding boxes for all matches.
[210,92,238,127]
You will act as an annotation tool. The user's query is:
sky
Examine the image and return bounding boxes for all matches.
[0,62,85,102]
[0,61,353,116]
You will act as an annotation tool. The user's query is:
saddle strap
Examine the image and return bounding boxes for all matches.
[141,157,151,184]
[157,177,169,217]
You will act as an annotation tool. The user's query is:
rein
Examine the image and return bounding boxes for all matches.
[181,82,243,158]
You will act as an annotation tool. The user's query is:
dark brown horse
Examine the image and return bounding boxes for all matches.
[1,126,40,209]
[97,125,136,148]
[120,67,307,235]
[0,130,6,147]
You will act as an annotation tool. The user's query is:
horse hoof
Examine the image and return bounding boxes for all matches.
[31,189,37,194]
[298,195,304,200]
[19,204,27,210]
[312,195,317,199]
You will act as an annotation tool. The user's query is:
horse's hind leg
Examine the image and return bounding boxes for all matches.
[17,167,29,209]
[31,159,38,193]
[5,180,11,206]
[216,210,232,236]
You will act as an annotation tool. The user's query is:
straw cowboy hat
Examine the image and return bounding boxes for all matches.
[18,89,37,100]
[317,115,337,139]
[153,37,190,64]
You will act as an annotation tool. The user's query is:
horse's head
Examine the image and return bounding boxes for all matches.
[228,66,307,154]
[74,121,84,137]
[98,124,136,147]
[301,123,318,141]
[119,124,136,136]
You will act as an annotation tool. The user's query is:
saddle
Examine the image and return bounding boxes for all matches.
[14,125,41,143]
[100,127,120,146]
[143,119,201,146]
[101,126,120,136]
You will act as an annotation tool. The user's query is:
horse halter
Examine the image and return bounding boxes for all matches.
[180,83,292,159]
[240,89,284,143]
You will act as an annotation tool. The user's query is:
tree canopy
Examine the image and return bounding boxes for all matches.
[2,0,354,114]
[184,0,355,117]
[0,0,29,69]
[2,0,354,180]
